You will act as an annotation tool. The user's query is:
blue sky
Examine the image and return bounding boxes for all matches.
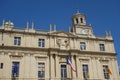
[0,0,120,68]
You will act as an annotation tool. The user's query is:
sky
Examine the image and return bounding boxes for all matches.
[0,0,120,69]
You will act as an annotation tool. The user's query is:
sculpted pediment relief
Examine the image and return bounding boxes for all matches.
[56,37,70,49]
[51,31,76,37]
[51,31,76,50]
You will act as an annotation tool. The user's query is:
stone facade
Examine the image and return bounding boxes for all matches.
[0,12,119,80]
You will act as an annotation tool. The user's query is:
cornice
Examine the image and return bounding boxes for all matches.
[0,46,116,57]
[0,29,113,42]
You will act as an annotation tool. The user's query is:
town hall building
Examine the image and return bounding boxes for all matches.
[0,12,119,80]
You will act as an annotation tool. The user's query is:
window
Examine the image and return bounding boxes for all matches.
[82,64,89,79]
[80,18,83,23]
[61,65,67,80]
[38,63,45,78]
[14,37,21,46]
[99,44,105,51]
[80,42,86,50]
[76,18,79,24]
[12,62,20,78]
[0,63,3,69]
[38,39,45,47]
[103,65,110,79]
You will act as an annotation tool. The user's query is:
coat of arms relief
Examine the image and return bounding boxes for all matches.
[56,38,70,49]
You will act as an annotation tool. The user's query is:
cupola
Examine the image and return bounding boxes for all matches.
[72,11,86,26]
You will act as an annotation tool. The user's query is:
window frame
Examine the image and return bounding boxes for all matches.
[80,18,83,23]
[103,65,110,79]
[61,64,67,80]
[38,39,45,47]
[82,64,89,79]
[14,37,21,46]
[38,63,45,78]
[76,18,79,24]
[99,44,105,51]
[12,62,20,78]
[80,42,86,50]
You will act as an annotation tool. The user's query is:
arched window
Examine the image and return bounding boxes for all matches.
[80,18,83,23]
[76,18,79,24]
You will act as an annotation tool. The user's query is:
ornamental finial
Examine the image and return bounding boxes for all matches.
[32,22,34,29]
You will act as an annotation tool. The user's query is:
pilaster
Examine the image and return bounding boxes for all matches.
[55,54,60,79]
[46,56,50,79]
[111,58,119,80]
[50,54,55,79]
[76,56,80,79]
[96,58,103,79]
[114,58,120,80]
[4,53,11,79]
[109,58,114,79]
[90,57,95,79]
[95,57,101,79]
[24,54,31,78]
[29,54,37,79]
[79,59,84,80]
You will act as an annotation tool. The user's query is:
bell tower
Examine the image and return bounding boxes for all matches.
[71,11,93,36]
[72,11,86,26]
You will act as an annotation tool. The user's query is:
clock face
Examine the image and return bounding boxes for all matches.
[82,29,88,34]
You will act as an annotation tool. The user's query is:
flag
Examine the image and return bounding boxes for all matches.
[107,67,112,75]
[87,71,90,77]
[66,56,76,72]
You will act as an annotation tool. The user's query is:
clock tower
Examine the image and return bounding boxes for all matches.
[71,11,93,36]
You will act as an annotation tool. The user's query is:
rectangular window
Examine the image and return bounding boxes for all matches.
[38,63,45,78]
[82,64,89,79]
[12,62,20,78]
[0,63,3,69]
[38,39,45,47]
[61,65,67,80]
[99,44,105,51]
[14,37,21,46]
[80,42,86,50]
[103,65,110,79]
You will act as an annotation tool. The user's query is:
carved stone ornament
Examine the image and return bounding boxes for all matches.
[56,38,70,49]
